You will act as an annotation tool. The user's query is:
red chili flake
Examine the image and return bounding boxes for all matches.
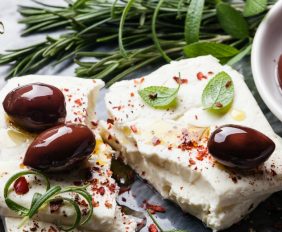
[196,146,208,161]
[225,80,232,88]
[130,125,138,133]
[189,159,196,165]
[173,76,188,84]
[113,106,123,111]
[178,140,194,151]
[148,224,159,232]
[130,92,135,97]
[146,202,166,214]
[208,71,214,75]
[271,169,277,176]
[215,102,223,108]
[105,201,112,208]
[14,176,29,195]
[63,88,69,92]
[92,199,99,208]
[107,118,115,124]
[152,136,161,146]
[197,72,207,80]
[50,198,63,213]
[74,99,83,106]
[149,93,158,100]
[109,183,116,193]
[195,115,198,120]
[140,77,145,83]
[91,121,98,128]
[97,187,105,196]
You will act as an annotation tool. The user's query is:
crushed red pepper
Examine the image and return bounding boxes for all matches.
[148,224,159,232]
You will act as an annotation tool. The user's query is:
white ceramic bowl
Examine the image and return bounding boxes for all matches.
[252,0,282,121]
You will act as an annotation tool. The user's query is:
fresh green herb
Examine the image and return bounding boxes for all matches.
[243,0,268,17]
[183,42,239,63]
[184,0,205,44]
[138,83,180,109]
[201,71,234,112]
[119,0,135,57]
[152,0,171,62]
[0,1,277,84]
[216,2,249,39]
[4,171,93,231]
[227,43,252,66]
[146,209,188,232]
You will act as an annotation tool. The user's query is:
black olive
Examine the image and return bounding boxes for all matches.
[3,83,66,131]
[208,124,275,170]
[23,124,96,172]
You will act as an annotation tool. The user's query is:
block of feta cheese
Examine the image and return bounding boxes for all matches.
[100,56,282,231]
[4,206,137,232]
[0,75,136,232]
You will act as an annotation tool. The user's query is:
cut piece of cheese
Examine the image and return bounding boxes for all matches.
[4,206,137,232]
[101,56,282,231]
[0,75,136,232]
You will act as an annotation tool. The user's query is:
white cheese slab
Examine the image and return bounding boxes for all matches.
[101,56,282,231]
[0,75,136,231]
[4,206,137,232]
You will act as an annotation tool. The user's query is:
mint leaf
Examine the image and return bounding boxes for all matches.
[138,85,180,109]
[243,0,267,17]
[216,3,249,39]
[185,0,205,44]
[183,42,239,63]
[202,71,234,112]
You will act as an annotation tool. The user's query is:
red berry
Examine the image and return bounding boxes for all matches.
[14,176,29,195]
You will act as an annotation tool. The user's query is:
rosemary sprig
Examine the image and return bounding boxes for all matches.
[0,0,277,85]
[4,171,93,231]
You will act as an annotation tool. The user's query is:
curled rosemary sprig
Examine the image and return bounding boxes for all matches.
[4,171,93,231]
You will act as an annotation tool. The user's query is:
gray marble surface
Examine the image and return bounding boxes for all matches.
[1,1,282,232]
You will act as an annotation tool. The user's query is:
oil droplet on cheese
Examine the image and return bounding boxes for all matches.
[230,109,246,121]
[123,127,132,136]
[94,139,103,155]
[7,129,30,144]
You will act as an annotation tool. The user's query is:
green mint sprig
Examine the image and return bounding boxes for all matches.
[201,71,234,113]
[138,73,182,109]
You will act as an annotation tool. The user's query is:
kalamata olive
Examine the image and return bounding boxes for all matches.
[208,124,275,170]
[3,83,66,131]
[23,124,95,172]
